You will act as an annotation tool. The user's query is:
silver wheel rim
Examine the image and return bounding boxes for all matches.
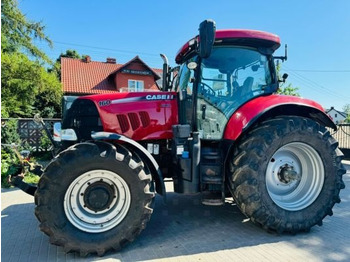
[64,170,131,233]
[266,142,324,211]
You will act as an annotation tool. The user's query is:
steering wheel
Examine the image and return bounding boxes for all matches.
[199,82,216,97]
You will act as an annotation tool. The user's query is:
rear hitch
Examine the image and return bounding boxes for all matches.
[9,175,37,196]
[8,156,42,196]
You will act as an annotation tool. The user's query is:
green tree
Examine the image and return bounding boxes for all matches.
[343,104,350,123]
[1,52,41,116]
[1,0,62,118]
[1,52,62,117]
[1,0,52,63]
[59,49,81,60]
[278,83,300,96]
[50,49,83,80]
[33,68,62,118]
[276,63,300,96]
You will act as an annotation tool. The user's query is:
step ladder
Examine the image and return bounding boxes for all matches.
[200,148,225,206]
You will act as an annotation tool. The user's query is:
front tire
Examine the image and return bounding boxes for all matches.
[229,116,346,233]
[35,142,155,256]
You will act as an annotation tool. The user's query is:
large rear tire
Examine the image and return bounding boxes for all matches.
[35,141,155,256]
[229,116,346,233]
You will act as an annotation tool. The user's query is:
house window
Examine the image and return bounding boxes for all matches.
[335,113,338,117]
[128,80,144,92]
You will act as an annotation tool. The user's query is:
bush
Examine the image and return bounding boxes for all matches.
[1,119,55,188]
[39,129,52,152]
[1,149,22,188]
[1,119,21,187]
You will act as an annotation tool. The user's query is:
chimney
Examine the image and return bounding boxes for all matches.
[106,57,116,64]
[83,55,91,63]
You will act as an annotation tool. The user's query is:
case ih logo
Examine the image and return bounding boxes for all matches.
[145,94,174,100]
[98,100,111,107]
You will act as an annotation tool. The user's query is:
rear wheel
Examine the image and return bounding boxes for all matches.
[229,116,346,233]
[35,142,155,256]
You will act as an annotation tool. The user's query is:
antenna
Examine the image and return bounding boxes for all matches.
[274,44,288,62]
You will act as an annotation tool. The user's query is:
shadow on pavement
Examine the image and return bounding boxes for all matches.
[1,172,350,261]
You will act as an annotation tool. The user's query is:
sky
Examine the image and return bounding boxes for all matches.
[18,0,350,111]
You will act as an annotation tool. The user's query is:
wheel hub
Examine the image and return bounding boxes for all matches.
[64,170,131,233]
[265,142,324,211]
[278,164,300,184]
[83,181,116,212]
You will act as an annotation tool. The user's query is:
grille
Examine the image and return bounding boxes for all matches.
[117,114,130,133]
[117,112,150,133]
[139,111,151,127]
[62,99,102,141]
[128,113,140,131]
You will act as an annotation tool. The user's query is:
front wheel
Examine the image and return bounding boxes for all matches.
[229,116,346,233]
[35,142,155,256]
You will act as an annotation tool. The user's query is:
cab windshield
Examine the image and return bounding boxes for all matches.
[199,46,273,116]
[197,46,274,139]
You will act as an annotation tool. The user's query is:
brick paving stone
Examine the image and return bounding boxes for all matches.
[1,161,350,262]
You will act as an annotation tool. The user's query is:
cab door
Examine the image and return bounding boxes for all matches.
[197,65,230,140]
[176,59,196,127]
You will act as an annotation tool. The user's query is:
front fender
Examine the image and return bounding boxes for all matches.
[91,131,166,198]
[223,94,336,141]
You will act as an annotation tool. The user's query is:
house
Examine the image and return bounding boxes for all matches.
[326,107,347,124]
[61,56,162,96]
[60,56,162,115]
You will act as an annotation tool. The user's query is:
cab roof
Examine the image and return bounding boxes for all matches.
[175,29,281,64]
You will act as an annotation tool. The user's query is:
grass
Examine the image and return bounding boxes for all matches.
[23,172,40,185]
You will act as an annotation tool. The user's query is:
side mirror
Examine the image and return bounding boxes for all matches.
[282,73,288,83]
[198,19,216,59]
[278,73,289,83]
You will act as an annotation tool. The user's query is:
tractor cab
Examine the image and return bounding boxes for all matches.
[163,21,287,204]
[172,22,281,140]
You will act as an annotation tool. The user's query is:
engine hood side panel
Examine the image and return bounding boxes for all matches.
[79,92,179,141]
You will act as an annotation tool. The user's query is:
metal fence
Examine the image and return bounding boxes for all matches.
[331,124,350,159]
[2,118,350,155]
[1,118,61,151]
[332,124,350,149]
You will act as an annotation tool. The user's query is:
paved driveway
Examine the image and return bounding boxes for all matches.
[2,161,350,262]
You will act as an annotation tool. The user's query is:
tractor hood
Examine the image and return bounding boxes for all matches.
[63,92,179,141]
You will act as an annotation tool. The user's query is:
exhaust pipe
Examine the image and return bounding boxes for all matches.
[160,54,169,91]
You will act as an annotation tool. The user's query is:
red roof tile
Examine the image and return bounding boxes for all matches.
[61,57,162,95]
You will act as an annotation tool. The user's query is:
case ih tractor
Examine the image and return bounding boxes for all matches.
[32,20,345,256]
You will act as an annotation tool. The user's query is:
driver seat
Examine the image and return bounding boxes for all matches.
[238,77,254,98]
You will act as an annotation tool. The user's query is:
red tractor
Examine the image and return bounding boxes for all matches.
[33,20,345,256]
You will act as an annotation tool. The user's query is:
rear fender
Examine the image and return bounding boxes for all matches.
[223,95,336,141]
[91,132,166,198]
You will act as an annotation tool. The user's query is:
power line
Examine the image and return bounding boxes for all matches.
[288,71,344,99]
[283,65,350,101]
[36,40,175,67]
[36,39,349,72]
[287,69,350,73]
[284,65,348,93]
[52,40,175,60]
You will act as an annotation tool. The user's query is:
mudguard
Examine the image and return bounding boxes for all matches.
[91,131,166,198]
[223,94,336,141]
